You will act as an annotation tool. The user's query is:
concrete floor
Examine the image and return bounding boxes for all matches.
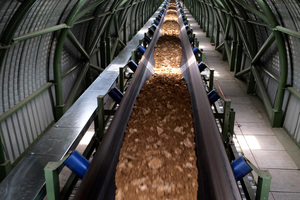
[184,7,300,200]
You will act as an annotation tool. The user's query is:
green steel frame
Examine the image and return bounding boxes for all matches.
[0,0,162,181]
[185,0,299,128]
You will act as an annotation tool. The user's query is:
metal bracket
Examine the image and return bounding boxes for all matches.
[200,67,214,92]
[194,47,205,62]
[245,158,272,200]
[0,160,12,182]
[119,65,133,93]
[97,94,118,140]
[44,155,69,200]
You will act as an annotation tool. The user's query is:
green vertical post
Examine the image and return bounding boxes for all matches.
[119,67,125,93]
[209,6,215,44]
[97,95,105,140]
[131,51,136,64]
[0,159,11,182]
[215,22,220,48]
[246,159,272,200]
[209,69,214,92]
[203,4,208,33]
[53,28,67,120]
[0,133,11,181]
[129,3,135,40]
[106,37,112,65]
[143,33,147,47]
[44,162,61,200]
[222,46,228,61]
[193,38,197,48]
[247,70,256,94]
[123,23,127,45]
[271,30,287,127]
[100,39,107,68]
[256,170,272,200]
[140,1,146,28]
[234,41,243,75]
[222,99,231,144]
[200,3,204,29]
[195,40,199,48]
[206,4,210,38]
[53,0,89,120]
[134,3,140,33]
[229,109,235,138]
[197,1,201,25]
[230,40,238,72]
[201,49,205,62]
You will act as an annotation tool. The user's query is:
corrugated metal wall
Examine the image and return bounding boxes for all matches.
[186,0,300,144]
[0,90,54,162]
[0,0,160,165]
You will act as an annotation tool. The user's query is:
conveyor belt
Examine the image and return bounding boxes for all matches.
[74,1,241,199]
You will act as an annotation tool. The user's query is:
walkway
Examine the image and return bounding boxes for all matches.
[184,7,300,200]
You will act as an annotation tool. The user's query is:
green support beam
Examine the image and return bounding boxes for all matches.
[13,24,70,43]
[97,95,105,140]
[222,99,232,144]
[235,67,250,78]
[275,26,300,39]
[44,162,61,200]
[246,159,272,200]
[255,0,288,127]
[67,31,90,59]
[252,32,275,65]
[53,0,89,120]
[251,66,273,120]
[0,159,11,182]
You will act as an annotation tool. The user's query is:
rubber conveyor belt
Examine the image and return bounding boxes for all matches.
[74,3,241,200]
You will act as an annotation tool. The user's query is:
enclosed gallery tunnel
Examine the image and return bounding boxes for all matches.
[0,0,300,199]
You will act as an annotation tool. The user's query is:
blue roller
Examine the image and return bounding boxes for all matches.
[154,20,159,25]
[231,157,253,181]
[148,29,154,36]
[183,20,188,25]
[193,46,200,54]
[64,150,90,179]
[187,29,192,35]
[207,89,220,104]
[127,60,138,72]
[198,62,207,72]
[151,24,157,30]
[189,37,194,43]
[137,45,146,54]
[108,87,123,104]
[144,35,151,44]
